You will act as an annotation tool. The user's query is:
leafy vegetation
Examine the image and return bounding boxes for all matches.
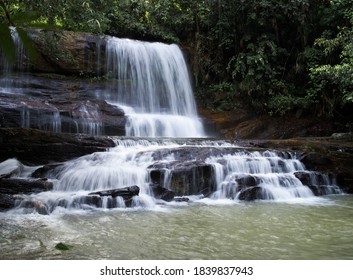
[1,0,352,123]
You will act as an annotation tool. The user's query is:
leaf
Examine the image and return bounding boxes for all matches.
[0,24,16,64]
[16,27,38,61]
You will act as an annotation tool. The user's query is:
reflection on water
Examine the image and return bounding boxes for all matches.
[1,195,353,260]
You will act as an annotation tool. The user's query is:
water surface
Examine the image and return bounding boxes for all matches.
[1,195,352,260]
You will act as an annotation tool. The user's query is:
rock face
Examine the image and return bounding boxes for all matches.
[88,185,140,198]
[149,162,215,197]
[0,178,53,194]
[0,128,115,165]
[198,108,348,140]
[0,74,127,136]
[1,29,127,137]
[0,177,53,213]
[0,29,108,76]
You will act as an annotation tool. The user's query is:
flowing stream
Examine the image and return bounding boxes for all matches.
[0,34,352,260]
[1,196,353,259]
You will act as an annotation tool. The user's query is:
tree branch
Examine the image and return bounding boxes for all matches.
[0,0,14,25]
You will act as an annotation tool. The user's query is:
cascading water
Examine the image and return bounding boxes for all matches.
[206,151,342,201]
[0,139,343,214]
[0,34,345,215]
[0,28,105,136]
[0,27,27,93]
[102,38,206,138]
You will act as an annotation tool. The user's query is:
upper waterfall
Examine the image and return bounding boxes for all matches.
[103,37,206,138]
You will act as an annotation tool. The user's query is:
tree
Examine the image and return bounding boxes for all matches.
[0,0,114,64]
[307,0,353,119]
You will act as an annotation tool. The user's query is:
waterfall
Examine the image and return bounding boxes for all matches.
[206,151,314,200]
[3,139,342,214]
[0,27,27,93]
[103,38,206,138]
[0,34,344,214]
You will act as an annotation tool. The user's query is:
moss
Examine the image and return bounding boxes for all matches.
[55,242,73,251]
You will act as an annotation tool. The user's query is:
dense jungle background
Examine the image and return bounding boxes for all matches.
[1,0,353,135]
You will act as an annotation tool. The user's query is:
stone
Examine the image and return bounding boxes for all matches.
[236,186,264,201]
[300,153,333,169]
[18,199,50,215]
[151,185,175,202]
[307,185,342,196]
[0,128,115,165]
[148,160,216,197]
[0,178,53,195]
[31,163,64,178]
[88,185,140,198]
[0,193,16,211]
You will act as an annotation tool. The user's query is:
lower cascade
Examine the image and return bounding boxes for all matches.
[0,139,343,214]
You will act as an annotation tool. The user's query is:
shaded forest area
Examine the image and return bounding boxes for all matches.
[1,0,353,129]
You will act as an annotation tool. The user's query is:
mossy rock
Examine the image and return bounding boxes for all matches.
[55,242,73,251]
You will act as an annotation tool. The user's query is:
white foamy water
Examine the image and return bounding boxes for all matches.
[0,139,343,214]
[206,151,342,200]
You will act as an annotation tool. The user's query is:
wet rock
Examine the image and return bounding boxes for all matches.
[73,195,104,209]
[294,171,335,187]
[0,178,53,195]
[0,128,115,165]
[0,158,24,177]
[236,186,263,201]
[307,185,342,196]
[301,153,333,169]
[174,197,190,202]
[18,199,50,215]
[235,175,258,187]
[151,185,175,202]
[149,161,216,197]
[0,84,127,136]
[0,193,16,211]
[294,171,312,186]
[31,163,64,178]
[27,29,107,75]
[88,185,140,198]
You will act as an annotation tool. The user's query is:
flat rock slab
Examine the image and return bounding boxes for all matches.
[0,128,115,165]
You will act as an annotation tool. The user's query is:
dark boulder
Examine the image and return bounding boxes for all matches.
[0,193,16,211]
[307,185,342,196]
[0,128,115,165]
[88,185,140,208]
[149,161,216,197]
[88,185,140,198]
[0,178,53,195]
[300,153,333,170]
[18,199,50,215]
[31,163,64,178]
[236,186,264,201]
[151,184,175,202]
[235,175,258,187]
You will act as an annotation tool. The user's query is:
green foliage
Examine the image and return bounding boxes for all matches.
[306,0,353,118]
[0,23,16,63]
[1,0,352,122]
[0,1,42,64]
[18,0,114,33]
